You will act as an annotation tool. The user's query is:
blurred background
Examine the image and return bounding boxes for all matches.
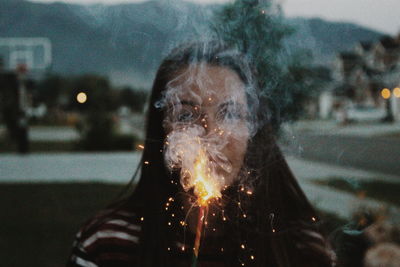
[0,0,399,266]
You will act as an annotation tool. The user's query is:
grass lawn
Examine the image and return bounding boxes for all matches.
[0,182,346,267]
[0,183,125,267]
[313,177,400,206]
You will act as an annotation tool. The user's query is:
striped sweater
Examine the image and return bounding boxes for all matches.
[67,206,237,267]
[67,207,337,267]
[67,209,141,267]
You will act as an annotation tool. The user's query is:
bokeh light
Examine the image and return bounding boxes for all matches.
[76,92,87,103]
[381,88,391,99]
[393,87,400,98]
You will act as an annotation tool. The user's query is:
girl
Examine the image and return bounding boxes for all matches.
[67,41,334,267]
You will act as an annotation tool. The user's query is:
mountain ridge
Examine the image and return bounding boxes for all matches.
[0,0,384,87]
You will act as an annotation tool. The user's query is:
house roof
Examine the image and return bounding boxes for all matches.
[363,65,382,77]
[359,42,373,51]
[379,36,400,50]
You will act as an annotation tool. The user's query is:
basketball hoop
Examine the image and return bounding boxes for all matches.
[16,63,28,74]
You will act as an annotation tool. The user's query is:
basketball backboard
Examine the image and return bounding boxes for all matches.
[0,38,52,72]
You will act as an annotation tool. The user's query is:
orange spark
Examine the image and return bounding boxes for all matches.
[193,149,221,206]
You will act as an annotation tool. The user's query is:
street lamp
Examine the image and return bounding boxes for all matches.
[76,92,87,104]
[381,88,394,122]
[381,88,391,99]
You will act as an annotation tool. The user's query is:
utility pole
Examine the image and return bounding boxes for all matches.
[16,64,29,153]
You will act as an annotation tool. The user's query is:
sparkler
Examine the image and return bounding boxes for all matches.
[191,149,221,267]
[192,205,205,267]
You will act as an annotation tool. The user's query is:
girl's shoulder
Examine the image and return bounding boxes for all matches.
[67,205,142,267]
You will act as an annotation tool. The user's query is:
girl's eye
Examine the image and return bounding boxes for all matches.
[226,110,242,120]
[217,107,243,122]
[176,108,199,123]
[178,111,194,122]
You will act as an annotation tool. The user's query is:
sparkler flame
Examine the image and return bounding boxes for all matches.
[193,149,222,207]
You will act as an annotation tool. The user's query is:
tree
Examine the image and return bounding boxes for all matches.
[119,87,148,113]
[35,75,70,109]
[69,75,118,151]
[69,74,117,112]
[212,0,322,130]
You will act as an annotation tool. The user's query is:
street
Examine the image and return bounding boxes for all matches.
[290,133,400,177]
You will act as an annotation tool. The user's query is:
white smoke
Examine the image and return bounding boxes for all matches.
[159,60,257,201]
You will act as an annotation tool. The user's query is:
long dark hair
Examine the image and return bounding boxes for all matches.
[120,41,333,267]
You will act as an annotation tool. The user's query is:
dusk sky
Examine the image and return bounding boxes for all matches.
[30,0,400,35]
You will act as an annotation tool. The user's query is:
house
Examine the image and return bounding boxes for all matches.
[320,33,400,122]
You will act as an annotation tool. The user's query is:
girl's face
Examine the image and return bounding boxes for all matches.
[163,63,250,187]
